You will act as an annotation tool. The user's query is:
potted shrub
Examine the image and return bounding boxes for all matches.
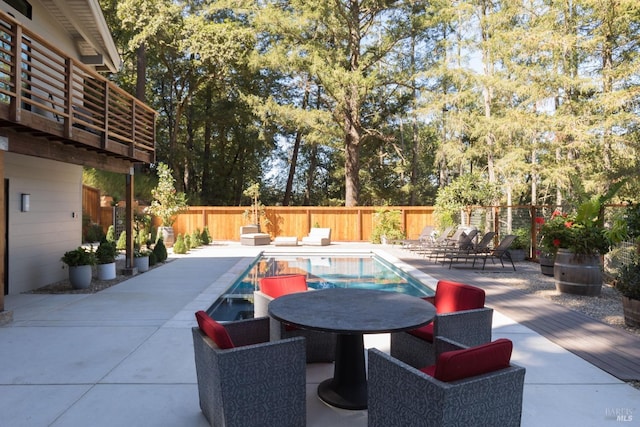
[509,228,530,262]
[615,256,640,327]
[147,162,188,247]
[61,247,96,289]
[539,186,626,296]
[242,182,271,230]
[134,248,151,273]
[95,240,118,280]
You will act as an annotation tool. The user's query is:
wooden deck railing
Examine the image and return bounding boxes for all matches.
[0,10,155,163]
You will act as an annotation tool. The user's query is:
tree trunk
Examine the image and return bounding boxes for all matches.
[136,43,146,103]
[344,118,360,207]
[284,80,310,206]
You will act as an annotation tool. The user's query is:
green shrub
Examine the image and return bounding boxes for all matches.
[61,247,96,266]
[201,226,211,245]
[149,251,158,266]
[116,231,127,250]
[191,230,202,248]
[184,234,192,250]
[84,223,105,243]
[95,240,118,264]
[106,225,116,243]
[173,234,188,254]
[153,238,168,263]
[511,228,530,250]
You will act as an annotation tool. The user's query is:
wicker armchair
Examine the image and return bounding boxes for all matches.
[368,337,526,427]
[254,274,336,363]
[390,280,492,368]
[192,313,306,427]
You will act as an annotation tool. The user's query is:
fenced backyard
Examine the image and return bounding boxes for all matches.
[82,185,633,266]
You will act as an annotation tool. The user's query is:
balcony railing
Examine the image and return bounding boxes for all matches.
[0,10,155,164]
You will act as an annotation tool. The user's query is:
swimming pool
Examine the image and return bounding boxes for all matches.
[207,252,436,321]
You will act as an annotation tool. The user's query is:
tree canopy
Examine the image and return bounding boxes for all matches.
[96,0,640,208]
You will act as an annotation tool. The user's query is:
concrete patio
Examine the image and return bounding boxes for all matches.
[1,242,638,426]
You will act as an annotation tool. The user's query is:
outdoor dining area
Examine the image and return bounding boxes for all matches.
[192,274,525,426]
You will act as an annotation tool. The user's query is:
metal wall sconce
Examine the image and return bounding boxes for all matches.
[21,193,30,212]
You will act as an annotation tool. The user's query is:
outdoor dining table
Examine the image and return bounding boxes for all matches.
[268,287,436,410]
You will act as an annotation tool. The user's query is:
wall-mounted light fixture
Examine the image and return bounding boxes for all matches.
[21,193,30,212]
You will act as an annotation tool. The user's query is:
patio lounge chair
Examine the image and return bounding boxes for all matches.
[368,337,525,427]
[254,274,337,363]
[423,228,479,262]
[400,225,435,250]
[390,280,493,368]
[439,231,496,263]
[192,311,306,427]
[447,234,517,270]
[301,227,331,245]
[412,226,455,255]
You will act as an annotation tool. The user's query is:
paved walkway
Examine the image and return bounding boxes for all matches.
[1,242,638,426]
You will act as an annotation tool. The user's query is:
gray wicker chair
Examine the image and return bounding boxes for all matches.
[368,337,526,427]
[192,316,306,427]
[254,276,337,363]
[390,280,493,368]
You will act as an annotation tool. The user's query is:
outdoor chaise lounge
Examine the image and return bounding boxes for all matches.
[301,227,331,246]
[368,337,526,427]
[239,225,270,246]
[436,231,496,264]
[253,274,337,363]
[390,280,493,369]
[445,234,517,271]
[422,228,479,262]
[192,311,306,427]
[399,225,435,250]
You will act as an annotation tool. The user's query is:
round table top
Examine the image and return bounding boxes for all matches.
[268,288,435,334]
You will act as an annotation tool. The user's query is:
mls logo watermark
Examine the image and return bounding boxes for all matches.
[605,408,634,422]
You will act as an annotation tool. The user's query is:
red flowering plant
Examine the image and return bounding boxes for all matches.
[539,197,623,257]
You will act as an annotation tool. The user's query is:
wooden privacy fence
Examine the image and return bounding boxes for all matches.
[86,202,628,259]
[168,206,437,243]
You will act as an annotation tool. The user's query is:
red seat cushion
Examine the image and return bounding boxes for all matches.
[259,274,308,298]
[408,323,434,342]
[195,311,235,349]
[434,280,485,314]
[420,338,513,382]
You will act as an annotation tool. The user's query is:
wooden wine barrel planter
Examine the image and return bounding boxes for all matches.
[622,297,640,327]
[553,249,602,296]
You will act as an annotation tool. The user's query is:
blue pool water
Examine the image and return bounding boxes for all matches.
[208,254,435,321]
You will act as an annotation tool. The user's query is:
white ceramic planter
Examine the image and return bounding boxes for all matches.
[68,265,92,289]
[96,262,116,280]
[134,256,149,273]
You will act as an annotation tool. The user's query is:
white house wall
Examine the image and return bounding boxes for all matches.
[5,153,82,294]
[1,1,75,56]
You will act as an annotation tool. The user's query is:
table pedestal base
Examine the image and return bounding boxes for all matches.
[317,334,367,410]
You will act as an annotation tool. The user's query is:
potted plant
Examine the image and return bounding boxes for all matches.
[509,228,530,262]
[615,256,640,327]
[146,162,188,247]
[134,247,151,273]
[539,185,626,296]
[61,246,96,289]
[371,209,405,244]
[95,240,118,280]
[242,182,271,230]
